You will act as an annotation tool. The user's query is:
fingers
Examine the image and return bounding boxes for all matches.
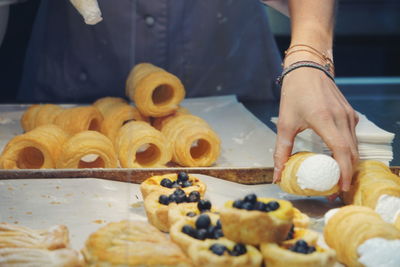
[273,121,297,183]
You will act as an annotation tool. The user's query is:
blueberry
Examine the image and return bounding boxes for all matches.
[196,228,208,240]
[210,244,227,256]
[182,180,193,188]
[173,188,186,197]
[244,193,257,204]
[198,200,212,212]
[171,181,180,188]
[175,194,187,203]
[215,219,222,229]
[233,199,243,209]
[232,243,247,256]
[286,225,295,240]
[213,228,224,239]
[177,171,189,182]
[307,246,316,254]
[168,194,177,203]
[291,245,308,254]
[186,212,197,217]
[158,195,169,205]
[160,178,173,188]
[290,239,311,254]
[188,191,201,202]
[241,201,254,210]
[254,201,266,211]
[182,225,196,238]
[195,214,211,229]
[265,201,280,212]
[206,225,217,239]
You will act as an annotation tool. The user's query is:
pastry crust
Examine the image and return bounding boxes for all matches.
[260,242,336,267]
[140,173,207,200]
[282,227,320,247]
[0,223,70,250]
[219,198,294,245]
[126,63,185,117]
[279,152,339,196]
[94,97,149,143]
[0,125,69,169]
[187,238,262,267]
[115,121,172,168]
[20,104,64,132]
[56,131,118,169]
[144,191,199,232]
[292,207,310,229]
[161,114,220,167]
[343,160,400,208]
[82,220,192,266]
[323,205,400,267]
[152,106,190,130]
[21,104,41,132]
[169,213,221,253]
[54,106,103,135]
[0,247,82,267]
[168,203,218,228]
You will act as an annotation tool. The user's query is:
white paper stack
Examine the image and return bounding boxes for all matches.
[271,112,395,165]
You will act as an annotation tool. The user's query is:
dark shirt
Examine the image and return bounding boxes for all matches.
[18,0,282,103]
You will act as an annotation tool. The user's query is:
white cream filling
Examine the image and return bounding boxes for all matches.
[296,154,340,191]
[375,194,400,223]
[81,154,99,162]
[358,238,400,267]
[324,208,339,225]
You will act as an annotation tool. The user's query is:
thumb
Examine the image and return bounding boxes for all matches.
[273,123,297,183]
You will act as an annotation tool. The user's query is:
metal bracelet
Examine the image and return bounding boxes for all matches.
[276,61,335,86]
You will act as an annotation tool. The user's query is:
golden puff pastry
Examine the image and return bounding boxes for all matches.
[0,223,70,250]
[187,238,262,267]
[92,96,128,114]
[115,121,172,168]
[82,220,192,267]
[56,131,118,169]
[21,104,64,132]
[219,195,294,245]
[0,125,69,169]
[0,247,82,267]
[260,241,336,267]
[54,106,103,135]
[126,63,185,117]
[161,114,221,167]
[279,152,340,196]
[140,172,207,200]
[144,190,201,232]
[169,213,222,254]
[343,160,400,209]
[324,205,400,267]
[152,106,190,130]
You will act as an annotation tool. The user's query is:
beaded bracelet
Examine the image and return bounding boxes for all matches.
[276,61,335,86]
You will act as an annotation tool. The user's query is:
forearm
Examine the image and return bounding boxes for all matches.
[286,0,336,65]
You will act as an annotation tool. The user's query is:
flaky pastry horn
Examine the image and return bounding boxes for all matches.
[125,63,185,117]
[0,223,70,250]
[20,104,63,132]
[0,125,69,169]
[343,160,400,208]
[152,106,190,130]
[161,114,220,167]
[323,205,400,267]
[56,131,117,169]
[94,97,149,143]
[92,96,128,114]
[115,121,172,168]
[0,248,82,267]
[279,152,340,196]
[54,106,103,135]
[69,0,102,25]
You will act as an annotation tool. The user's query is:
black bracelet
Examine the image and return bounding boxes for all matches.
[276,60,335,86]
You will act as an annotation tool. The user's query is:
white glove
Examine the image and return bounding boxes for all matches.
[69,0,103,25]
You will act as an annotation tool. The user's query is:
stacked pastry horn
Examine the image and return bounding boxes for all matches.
[0,63,221,169]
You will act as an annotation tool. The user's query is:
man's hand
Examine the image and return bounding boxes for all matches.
[273,67,359,191]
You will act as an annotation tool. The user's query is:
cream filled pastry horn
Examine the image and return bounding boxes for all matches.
[56,131,118,169]
[278,152,340,196]
[343,160,400,226]
[21,104,64,132]
[93,97,148,143]
[126,63,185,117]
[324,205,400,267]
[161,114,221,167]
[54,106,103,135]
[69,0,103,25]
[0,125,69,169]
[115,121,172,168]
